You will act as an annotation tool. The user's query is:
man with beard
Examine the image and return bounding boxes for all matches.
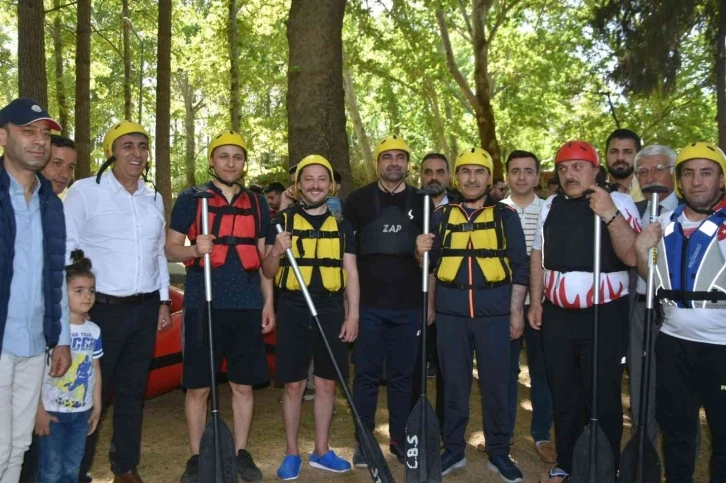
[264,182,285,215]
[262,155,359,480]
[65,121,171,483]
[500,150,556,464]
[420,152,451,207]
[606,128,645,202]
[0,98,71,483]
[344,135,428,466]
[166,131,273,483]
[635,142,726,482]
[529,141,640,483]
[416,147,528,481]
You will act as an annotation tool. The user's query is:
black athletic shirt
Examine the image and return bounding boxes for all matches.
[343,182,428,309]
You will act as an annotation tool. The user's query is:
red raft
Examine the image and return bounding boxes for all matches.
[144,287,277,399]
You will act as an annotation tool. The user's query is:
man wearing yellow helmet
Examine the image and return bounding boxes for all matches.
[636,142,726,482]
[261,154,359,480]
[64,120,171,482]
[165,131,273,483]
[343,135,429,466]
[416,147,528,481]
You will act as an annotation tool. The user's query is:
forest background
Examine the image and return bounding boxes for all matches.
[2,0,724,217]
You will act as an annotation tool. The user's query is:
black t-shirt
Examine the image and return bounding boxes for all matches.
[343,182,430,309]
[266,207,356,303]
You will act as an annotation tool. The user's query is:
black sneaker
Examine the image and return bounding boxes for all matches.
[180,455,199,483]
[487,454,523,483]
[353,442,367,468]
[389,441,405,464]
[237,449,263,482]
[441,450,467,476]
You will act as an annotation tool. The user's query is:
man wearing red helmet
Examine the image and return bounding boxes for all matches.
[529,141,641,482]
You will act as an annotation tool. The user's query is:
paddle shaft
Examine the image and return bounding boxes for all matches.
[588,213,602,481]
[420,194,430,396]
[200,196,224,483]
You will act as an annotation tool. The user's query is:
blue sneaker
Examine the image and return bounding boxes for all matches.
[488,455,523,483]
[309,450,352,473]
[277,454,302,481]
[441,450,466,476]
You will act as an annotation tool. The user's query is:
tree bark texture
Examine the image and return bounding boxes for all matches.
[228,0,241,132]
[74,0,92,179]
[343,67,374,179]
[180,72,203,189]
[287,0,351,196]
[52,0,68,135]
[156,0,173,221]
[123,0,132,120]
[717,0,726,151]
[18,0,48,107]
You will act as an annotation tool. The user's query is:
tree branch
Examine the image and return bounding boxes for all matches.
[436,8,479,112]
[489,0,521,44]
[456,0,473,41]
[44,1,78,14]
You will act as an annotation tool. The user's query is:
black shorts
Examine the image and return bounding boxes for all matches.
[182,307,269,389]
[275,295,349,385]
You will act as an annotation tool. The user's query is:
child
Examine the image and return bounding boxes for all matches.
[35,250,102,483]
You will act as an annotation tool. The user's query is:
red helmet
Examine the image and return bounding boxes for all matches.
[555,140,599,166]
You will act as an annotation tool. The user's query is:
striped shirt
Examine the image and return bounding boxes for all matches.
[501,195,544,305]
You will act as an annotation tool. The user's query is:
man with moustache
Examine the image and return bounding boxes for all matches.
[627,145,679,447]
[0,98,71,483]
[635,142,726,482]
[416,147,528,481]
[39,135,76,196]
[606,128,645,202]
[500,150,556,464]
[529,141,641,483]
[420,152,452,207]
[65,121,171,483]
[262,155,359,480]
[166,131,273,483]
[264,182,285,215]
[344,135,427,466]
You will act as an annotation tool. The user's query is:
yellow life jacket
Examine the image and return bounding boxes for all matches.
[275,208,347,292]
[434,204,511,287]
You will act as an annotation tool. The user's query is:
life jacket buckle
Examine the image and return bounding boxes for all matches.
[462,222,474,232]
[308,230,322,239]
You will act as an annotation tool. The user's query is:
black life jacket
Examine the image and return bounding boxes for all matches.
[358,185,418,257]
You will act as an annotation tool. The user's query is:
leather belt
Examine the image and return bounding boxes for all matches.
[95,291,159,305]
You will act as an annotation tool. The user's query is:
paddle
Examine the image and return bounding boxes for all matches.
[571,207,615,483]
[619,184,667,483]
[405,189,442,483]
[274,222,397,483]
[196,191,238,483]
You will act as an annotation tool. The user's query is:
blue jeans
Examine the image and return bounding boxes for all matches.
[38,409,91,483]
[352,307,419,444]
[508,306,553,442]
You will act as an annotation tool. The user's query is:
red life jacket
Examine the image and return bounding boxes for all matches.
[183,185,262,271]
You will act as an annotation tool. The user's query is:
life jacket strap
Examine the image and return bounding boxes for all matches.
[440,247,506,258]
[657,288,726,303]
[213,236,257,246]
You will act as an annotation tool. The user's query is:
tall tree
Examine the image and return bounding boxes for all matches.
[287,0,351,195]
[122,0,132,120]
[74,0,91,179]
[156,0,172,220]
[51,0,68,134]
[343,66,374,179]
[228,0,241,131]
[180,71,204,188]
[17,0,47,106]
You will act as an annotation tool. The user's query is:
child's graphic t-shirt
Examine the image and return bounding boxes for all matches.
[41,321,103,413]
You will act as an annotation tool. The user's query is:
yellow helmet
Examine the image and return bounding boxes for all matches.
[675,142,726,197]
[207,130,248,160]
[103,121,150,158]
[454,147,494,187]
[295,154,335,196]
[374,135,410,162]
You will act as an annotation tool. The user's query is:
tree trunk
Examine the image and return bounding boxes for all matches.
[52,0,68,135]
[180,72,199,188]
[228,0,241,132]
[427,84,452,163]
[717,0,726,151]
[123,0,132,120]
[445,98,458,160]
[343,67,374,179]
[74,0,92,179]
[18,0,48,107]
[156,0,172,220]
[287,0,350,196]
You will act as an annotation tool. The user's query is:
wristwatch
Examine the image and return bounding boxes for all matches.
[160,300,172,306]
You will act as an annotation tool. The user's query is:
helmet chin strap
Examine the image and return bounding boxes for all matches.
[462,192,487,204]
[686,192,725,216]
[300,198,328,211]
[208,167,243,188]
[96,156,157,200]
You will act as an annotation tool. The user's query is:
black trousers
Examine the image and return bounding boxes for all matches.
[79,296,159,477]
[656,332,726,483]
[541,297,628,474]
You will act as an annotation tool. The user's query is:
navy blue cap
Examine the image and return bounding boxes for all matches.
[0,98,62,131]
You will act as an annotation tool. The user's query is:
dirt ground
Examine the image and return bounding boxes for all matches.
[88,355,712,482]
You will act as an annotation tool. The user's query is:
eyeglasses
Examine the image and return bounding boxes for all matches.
[635,165,673,177]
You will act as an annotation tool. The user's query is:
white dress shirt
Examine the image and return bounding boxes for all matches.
[63,171,170,300]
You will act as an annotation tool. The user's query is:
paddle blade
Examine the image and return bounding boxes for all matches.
[198,416,238,483]
[619,433,662,483]
[358,420,397,483]
[571,424,614,483]
[405,398,442,483]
